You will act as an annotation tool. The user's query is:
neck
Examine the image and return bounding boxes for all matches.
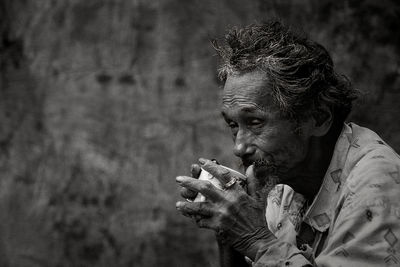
[285,123,342,201]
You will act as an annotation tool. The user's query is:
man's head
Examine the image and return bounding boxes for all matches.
[214,21,358,197]
[214,21,358,125]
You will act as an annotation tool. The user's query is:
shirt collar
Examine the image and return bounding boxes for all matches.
[302,123,353,232]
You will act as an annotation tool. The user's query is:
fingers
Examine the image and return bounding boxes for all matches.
[191,164,202,178]
[180,164,203,200]
[176,201,213,217]
[176,204,217,230]
[199,158,233,185]
[176,201,218,230]
[195,217,216,230]
[180,187,197,199]
[245,164,254,178]
[199,158,245,192]
[176,176,223,201]
[245,165,257,196]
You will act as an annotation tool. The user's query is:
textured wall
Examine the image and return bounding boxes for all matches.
[1,0,399,266]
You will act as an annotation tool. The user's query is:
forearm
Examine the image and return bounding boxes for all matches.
[216,225,276,267]
[228,226,276,261]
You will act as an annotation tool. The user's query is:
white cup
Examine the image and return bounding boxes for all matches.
[193,165,246,202]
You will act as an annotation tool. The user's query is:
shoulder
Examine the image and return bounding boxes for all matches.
[345,143,400,193]
[343,123,400,191]
[340,125,400,216]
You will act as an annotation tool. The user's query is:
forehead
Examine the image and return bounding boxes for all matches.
[222,71,274,111]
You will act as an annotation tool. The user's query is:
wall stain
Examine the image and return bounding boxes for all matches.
[118,74,135,85]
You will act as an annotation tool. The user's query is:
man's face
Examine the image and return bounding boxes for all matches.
[221,71,313,182]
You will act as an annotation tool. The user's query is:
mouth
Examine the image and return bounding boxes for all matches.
[241,155,263,169]
[241,157,278,175]
[241,156,301,193]
[253,158,279,179]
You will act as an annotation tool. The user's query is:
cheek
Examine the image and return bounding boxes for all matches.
[253,127,282,151]
[256,130,309,166]
[280,137,309,164]
[254,124,297,150]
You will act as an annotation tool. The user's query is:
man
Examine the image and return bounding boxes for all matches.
[175,21,400,266]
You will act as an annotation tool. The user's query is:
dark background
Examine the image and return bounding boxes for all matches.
[1,0,399,266]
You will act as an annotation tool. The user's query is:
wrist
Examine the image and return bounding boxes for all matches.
[231,226,275,260]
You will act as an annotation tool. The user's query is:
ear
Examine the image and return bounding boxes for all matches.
[310,104,333,137]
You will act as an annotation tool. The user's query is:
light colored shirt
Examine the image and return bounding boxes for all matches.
[256,123,400,266]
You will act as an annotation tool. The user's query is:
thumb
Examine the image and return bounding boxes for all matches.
[245,165,258,197]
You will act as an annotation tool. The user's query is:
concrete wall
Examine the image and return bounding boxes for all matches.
[1,0,399,266]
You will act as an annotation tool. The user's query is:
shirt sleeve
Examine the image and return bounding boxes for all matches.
[253,241,314,267]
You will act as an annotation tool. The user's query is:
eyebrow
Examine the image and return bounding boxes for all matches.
[240,106,260,114]
[221,106,264,118]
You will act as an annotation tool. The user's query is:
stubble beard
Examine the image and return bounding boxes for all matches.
[238,157,284,204]
[253,158,282,193]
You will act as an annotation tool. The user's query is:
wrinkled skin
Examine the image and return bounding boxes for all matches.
[176,70,334,261]
[176,159,269,259]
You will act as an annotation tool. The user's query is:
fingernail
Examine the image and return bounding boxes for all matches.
[211,158,219,164]
[199,158,206,165]
[176,176,183,183]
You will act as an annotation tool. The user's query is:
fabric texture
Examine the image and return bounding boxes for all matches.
[255,123,400,266]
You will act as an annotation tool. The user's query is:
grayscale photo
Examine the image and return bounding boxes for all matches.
[1,1,400,266]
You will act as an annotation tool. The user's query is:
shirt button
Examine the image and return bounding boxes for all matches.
[277,223,282,230]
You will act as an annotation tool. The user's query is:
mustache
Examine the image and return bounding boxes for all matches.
[253,158,280,183]
[249,158,282,194]
[238,157,277,172]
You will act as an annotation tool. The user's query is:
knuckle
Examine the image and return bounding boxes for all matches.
[180,188,195,198]
[236,192,249,203]
[220,170,231,181]
[180,187,189,194]
[218,211,231,226]
[197,202,205,212]
[219,206,230,219]
[226,201,237,214]
[201,180,213,191]
[215,165,229,176]
[225,193,247,213]
[203,160,219,174]
[202,159,213,169]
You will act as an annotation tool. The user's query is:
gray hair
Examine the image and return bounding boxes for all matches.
[212,21,358,124]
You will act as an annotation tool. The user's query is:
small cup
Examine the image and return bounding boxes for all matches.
[193,165,246,202]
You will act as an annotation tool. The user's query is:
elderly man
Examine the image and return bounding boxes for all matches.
[175,21,400,266]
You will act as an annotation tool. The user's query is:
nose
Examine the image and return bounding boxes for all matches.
[233,129,255,159]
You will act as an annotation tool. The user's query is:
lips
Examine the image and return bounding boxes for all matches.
[254,158,278,179]
[241,155,259,169]
[244,159,281,191]
[241,156,278,177]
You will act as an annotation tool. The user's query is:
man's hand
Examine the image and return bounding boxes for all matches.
[179,163,202,201]
[176,158,275,260]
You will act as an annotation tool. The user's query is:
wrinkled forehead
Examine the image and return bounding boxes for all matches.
[222,71,274,110]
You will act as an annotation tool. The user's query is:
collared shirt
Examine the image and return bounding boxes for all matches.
[255,123,400,266]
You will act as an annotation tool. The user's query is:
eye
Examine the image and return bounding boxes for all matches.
[225,121,238,136]
[227,121,238,129]
[247,118,263,126]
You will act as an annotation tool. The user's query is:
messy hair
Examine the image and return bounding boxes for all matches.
[212,20,358,125]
